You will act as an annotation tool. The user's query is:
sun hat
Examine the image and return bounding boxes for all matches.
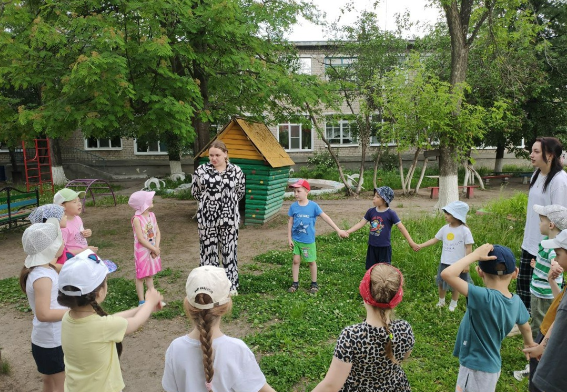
[533,204,567,230]
[374,186,394,206]
[58,250,116,296]
[128,190,155,215]
[479,245,517,276]
[28,204,65,224]
[185,266,231,310]
[541,230,567,250]
[289,179,311,191]
[442,201,469,224]
[22,218,63,268]
[53,188,86,205]
[359,263,404,309]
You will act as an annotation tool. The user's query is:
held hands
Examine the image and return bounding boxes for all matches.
[548,259,564,281]
[150,246,161,259]
[81,229,92,238]
[523,342,544,361]
[409,241,420,252]
[338,230,349,238]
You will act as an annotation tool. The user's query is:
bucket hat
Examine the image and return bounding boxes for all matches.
[374,186,394,206]
[442,201,469,224]
[22,218,63,268]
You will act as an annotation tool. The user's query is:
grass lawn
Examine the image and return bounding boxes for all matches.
[0,193,531,391]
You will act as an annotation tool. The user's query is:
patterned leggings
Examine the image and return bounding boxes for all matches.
[517,249,535,313]
[198,225,239,291]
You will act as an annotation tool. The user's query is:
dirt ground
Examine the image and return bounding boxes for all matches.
[0,179,528,391]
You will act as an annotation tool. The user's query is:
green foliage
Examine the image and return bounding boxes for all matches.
[0,277,29,312]
[0,357,10,375]
[485,192,528,223]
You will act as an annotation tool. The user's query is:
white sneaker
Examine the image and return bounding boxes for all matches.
[436,300,445,308]
[513,364,529,381]
[449,302,458,312]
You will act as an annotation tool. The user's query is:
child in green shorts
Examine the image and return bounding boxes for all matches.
[287,179,348,293]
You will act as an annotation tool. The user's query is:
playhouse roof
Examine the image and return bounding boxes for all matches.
[197,117,295,168]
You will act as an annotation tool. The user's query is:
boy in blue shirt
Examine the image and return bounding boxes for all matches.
[441,244,535,392]
[346,186,419,269]
[287,179,348,294]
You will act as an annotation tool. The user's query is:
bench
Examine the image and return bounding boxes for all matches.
[0,186,40,230]
[428,185,478,199]
[65,179,117,211]
[481,175,509,185]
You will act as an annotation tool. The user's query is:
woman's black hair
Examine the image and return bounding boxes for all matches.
[57,278,123,357]
[530,137,564,192]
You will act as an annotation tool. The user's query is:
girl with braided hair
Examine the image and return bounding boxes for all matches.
[162,266,275,392]
[312,263,415,392]
[57,250,163,392]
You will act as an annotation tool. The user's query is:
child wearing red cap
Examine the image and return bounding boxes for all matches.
[128,190,162,305]
[312,264,415,391]
[287,179,348,294]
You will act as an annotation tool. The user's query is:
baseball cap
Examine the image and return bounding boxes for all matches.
[289,179,310,191]
[128,190,155,215]
[28,204,65,224]
[58,249,116,296]
[479,245,517,276]
[53,188,86,205]
[442,201,470,224]
[374,186,394,206]
[22,218,63,268]
[541,230,567,250]
[533,204,567,230]
[185,266,231,310]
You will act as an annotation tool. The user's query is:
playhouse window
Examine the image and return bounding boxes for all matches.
[277,122,312,151]
[85,137,122,150]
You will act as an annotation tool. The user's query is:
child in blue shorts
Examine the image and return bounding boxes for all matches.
[287,179,348,294]
[346,186,419,270]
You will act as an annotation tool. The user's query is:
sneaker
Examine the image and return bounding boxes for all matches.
[436,300,445,308]
[309,283,319,294]
[229,290,238,297]
[513,364,530,381]
[449,300,458,312]
[507,324,521,337]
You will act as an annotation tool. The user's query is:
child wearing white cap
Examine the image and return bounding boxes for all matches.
[19,218,68,392]
[128,190,162,305]
[162,266,276,392]
[57,250,163,392]
[417,201,474,311]
[53,188,98,256]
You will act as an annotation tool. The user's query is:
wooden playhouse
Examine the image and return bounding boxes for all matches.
[195,118,294,225]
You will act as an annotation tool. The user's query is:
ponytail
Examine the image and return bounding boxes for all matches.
[57,278,123,357]
[19,264,57,293]
[185,295,232,391]
[378,308,398,365]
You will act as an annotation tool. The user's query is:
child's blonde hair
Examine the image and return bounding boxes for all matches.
[369,264,402,364]
[184,295,232,387]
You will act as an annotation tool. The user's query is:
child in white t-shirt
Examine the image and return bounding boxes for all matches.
[417,201,474,311]
[162,266,276,392]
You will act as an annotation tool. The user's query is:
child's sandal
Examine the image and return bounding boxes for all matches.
[287,285,298,293]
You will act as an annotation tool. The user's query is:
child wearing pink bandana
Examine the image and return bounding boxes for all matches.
[312,263,415,392]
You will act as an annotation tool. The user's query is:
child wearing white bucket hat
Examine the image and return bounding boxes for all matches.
[57,249,163,392]
[162,266,276,392]
[417,201,474,311]
[19,218,67,391]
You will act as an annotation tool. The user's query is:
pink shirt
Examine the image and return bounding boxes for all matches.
[61,216,88,253]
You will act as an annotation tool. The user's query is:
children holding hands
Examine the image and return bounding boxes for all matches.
[441,244,535,392]
[417,201,474,311]
[128,190,162,305]
[345,186,419,269]
[287,179,348,294]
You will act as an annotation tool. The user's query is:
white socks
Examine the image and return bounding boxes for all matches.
[449,300,458,312]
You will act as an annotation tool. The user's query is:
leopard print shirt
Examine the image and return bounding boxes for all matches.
[334,320,414,392]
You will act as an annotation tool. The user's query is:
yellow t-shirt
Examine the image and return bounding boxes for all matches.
[61,312,128,392]
[540,285,567,336]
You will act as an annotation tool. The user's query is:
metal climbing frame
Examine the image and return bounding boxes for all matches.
[64,179,117,211]
[22,139,54,193]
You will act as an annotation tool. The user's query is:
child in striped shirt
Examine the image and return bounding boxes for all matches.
[530,204,566,338]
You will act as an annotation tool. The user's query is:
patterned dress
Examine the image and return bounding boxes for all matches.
[132,212,162,279]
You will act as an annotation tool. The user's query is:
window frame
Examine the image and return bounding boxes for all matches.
[133,139,169,155]
[276,120,313,152]
[84,137,123,151]
[324,116,359,146]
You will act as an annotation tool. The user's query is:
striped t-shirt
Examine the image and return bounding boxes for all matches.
[530,237,563,299]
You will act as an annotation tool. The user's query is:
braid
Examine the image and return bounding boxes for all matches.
[91,300,123,358]
[195,309,215,386]
[378,308,398,364]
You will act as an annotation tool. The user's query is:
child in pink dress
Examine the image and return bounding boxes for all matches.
[128,191,162,305]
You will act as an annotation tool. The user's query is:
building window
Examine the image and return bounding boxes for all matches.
[134,139,168,155]
[298,57,312,75]
[277,122,312,151]
[84,137,122,150]
[326,118,358,145]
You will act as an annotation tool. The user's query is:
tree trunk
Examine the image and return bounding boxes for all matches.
[404,148,421,193]
[50,139,68,185]
[398,151,407,195]
[192,62,210,173]
[372,148,383,189]
[166,132,184,179]
[494,142,505,173]
[438,145,460,208]
[356,122,369,194]
[415,157,428,194]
